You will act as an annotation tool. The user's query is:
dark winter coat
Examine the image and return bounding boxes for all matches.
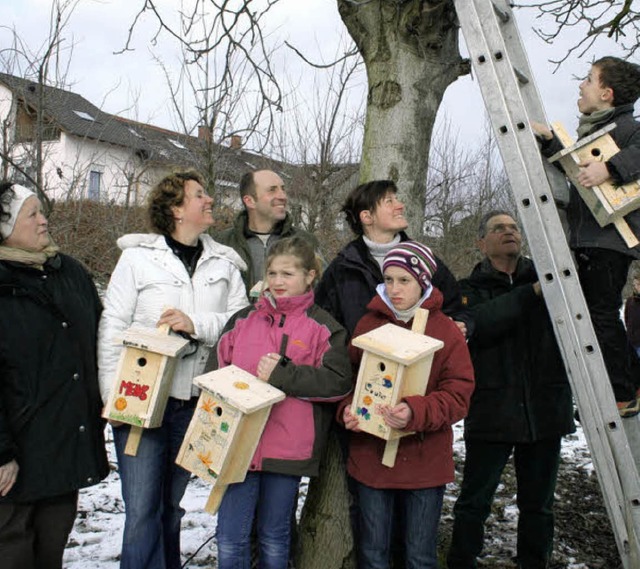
[541,104,640,258]
[210,290,351,477]
[625,293,640,348]
[338,288,474,489]
[460,257,575,443]
[215,210,322,295]
[0,254,109,503]
[315,232,474,337]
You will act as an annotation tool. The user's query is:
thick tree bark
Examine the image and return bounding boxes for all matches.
[338,0,468,236]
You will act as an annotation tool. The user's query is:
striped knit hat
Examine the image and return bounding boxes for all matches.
[383,241,437,292]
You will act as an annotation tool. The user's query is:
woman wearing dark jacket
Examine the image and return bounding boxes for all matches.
[0,181,109,569]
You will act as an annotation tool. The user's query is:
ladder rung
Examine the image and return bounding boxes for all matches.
[491,2,510,23]
[513,67,530,85]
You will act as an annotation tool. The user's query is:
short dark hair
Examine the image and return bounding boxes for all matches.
[594,56,640,107]
[478,209,516,238]
[341,180,398,236]
[147,170,205,235]
[239,171,256,202]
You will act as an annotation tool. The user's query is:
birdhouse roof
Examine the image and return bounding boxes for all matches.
[121,327,191,357]
[351,323,444,365]
[194,365,286,414]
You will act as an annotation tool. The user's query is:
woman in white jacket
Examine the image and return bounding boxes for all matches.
[98,171,248,569]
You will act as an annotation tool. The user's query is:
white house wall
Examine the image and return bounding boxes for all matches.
[44,134,164,203]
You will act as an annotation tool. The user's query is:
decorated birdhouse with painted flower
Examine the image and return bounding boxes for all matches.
[176,364,285,514]
[351,309,443,466]
[102,325,191,455]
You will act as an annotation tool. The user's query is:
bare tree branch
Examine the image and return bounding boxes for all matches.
[120,0,284,149]
[516,0,640,69]
[284,41,359,69]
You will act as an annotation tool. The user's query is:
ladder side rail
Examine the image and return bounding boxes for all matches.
[459,3,640,559]
[454,0,640,563]
[482,90,639,565]
[489,0,572,205]
[458,0,640,483]
[479,1,640,485]
[455,0,636,474]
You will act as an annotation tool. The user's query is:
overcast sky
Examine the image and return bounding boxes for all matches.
[0,0,635,154]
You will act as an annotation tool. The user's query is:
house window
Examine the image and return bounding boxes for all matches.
[88,170,102,201]
[73,110,96,121]
[168,138,186,149]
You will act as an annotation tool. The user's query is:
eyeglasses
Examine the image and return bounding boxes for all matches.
[487,223,520,234]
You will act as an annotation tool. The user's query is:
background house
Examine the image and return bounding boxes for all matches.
[0,72,315,210]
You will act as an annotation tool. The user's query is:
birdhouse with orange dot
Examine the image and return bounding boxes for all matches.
[102,326,191,454]
[351,309,443,467]
[548,122,640,248]
[176,364,285,514]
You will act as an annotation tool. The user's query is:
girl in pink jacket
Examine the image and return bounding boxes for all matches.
[341,241,474,569]
[209,236,352,569]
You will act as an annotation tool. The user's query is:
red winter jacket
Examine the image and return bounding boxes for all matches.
[339,288,475,489]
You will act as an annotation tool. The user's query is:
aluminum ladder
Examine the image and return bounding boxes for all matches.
[452,0,640,566]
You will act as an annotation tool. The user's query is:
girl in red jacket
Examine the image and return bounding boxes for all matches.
[341,241,474,569]
[210,236,352,569]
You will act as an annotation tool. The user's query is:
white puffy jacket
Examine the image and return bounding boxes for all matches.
[98,233,249,402]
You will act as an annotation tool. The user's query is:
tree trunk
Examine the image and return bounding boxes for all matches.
[337,0,468,236]
[295,430,356,569]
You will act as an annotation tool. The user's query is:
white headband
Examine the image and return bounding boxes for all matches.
[0,184,36,239]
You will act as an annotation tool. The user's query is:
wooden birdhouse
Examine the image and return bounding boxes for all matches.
[176,364,285,514]
[351,309,443,467]
[548,122,640,248]
[102,325,191,455]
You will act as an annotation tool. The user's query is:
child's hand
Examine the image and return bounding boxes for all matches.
[531,121,553,141]
[343,405,361,432]
[577,160,610,187]
[381,402,413,430]
[257,352,281,381]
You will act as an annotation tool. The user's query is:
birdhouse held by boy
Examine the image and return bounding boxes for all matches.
[102,326,190,454]
[548,122,640,248]
[176,364,285,514]
[351,310,443,467]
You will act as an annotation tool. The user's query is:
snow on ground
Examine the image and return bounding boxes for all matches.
[63,422,592,568]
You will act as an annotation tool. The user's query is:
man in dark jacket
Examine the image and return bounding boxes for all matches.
[534,56,640,416]
[215,169,321,297]
[447,211,575,569]
[315,179,472,338]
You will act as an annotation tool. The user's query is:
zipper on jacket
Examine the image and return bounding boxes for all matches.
[279,314,286,327]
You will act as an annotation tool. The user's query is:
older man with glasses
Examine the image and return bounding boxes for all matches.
[447,210,575,569]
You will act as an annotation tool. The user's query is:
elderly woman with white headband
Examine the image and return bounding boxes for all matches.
[0,181,109,569]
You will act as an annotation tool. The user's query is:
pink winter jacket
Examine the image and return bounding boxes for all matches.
[211,289,352,477]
